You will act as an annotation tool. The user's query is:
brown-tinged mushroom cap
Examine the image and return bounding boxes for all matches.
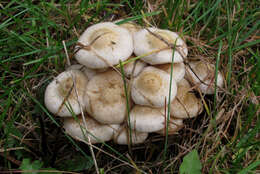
[66,64,97,80]
[84,70,127,124]
[129,105,166,132]
[75,22,133,69]
[133,28,188,64]
[63,116,119,144]
[113,125,148,145]
[44,70,88,117]
[122,58,146,77]
[131,66,177,108]
[114,20,142,35]
[156,118,183,135]
[155,62,185,82]
[186,61,224,94]
[170,79,203,119]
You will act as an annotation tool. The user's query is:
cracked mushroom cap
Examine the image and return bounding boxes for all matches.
[122,58,146,77]
[75,22,133,69]
[155,62,185,82]
[84,70,127,124]
[156,118,183,135]
[129,105,166,132]
[44,70,88,117]
[133,27,188,65]
[186,61,224,94]
[63,116,119,144]
[170,79,203,119]
[131,66,177,108]
[113,125,148,145]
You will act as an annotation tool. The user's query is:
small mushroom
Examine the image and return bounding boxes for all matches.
[114,20,141,35]
[75,22,133,69]
[44,70,88,117]
[155,62,185,82]
[122,57,146,77]
[84,70,127,124]
[129,105,166,132]
[170,79,203,119]
[156,118,183,135]
[66,64,97,80]
[133,28,188,65]
[63,116,119,144]
[186,61,224,94]
[131,66,177,108]
[113,125,148,145]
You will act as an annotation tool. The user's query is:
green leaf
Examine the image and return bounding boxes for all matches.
[179,150,202,174]
[19,158,43,174]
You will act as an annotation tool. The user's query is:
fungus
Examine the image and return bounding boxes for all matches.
[75,22,133,69]
[131,66,177,108]
[133,28,188,64]
[44,70,88,117]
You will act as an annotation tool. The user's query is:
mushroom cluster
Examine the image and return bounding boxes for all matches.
[44,21,224,145]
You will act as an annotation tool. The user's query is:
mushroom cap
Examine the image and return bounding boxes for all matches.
[131,66,177,108]
[44,70,88,117]
[63,116,118,144]
[122,58,146,77]
[133,27,188,64]
[113,125,148,145]
[155,62,185,82]
[114,20,142,35]
[170,79,203,119]
[156,118,183,135]
[129,105,166,132]
[84,70,127,124]
[75,22,133,69]
[186,61,224,94]
[66,64,97,80]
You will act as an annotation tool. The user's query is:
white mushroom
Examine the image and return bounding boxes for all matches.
[186,61,224,94]
[122,57,146,77]
[113,125,148,145]
[129,105,166,132]
[156,118,183,135]
[155,62,185,82]
[63,116,119,144]
[131,66,177,108]
[170,79,203,119]
[75,22,133,69]
[66,64,97,80]
[84,70,127,124]
[133,28,188,64]
[114,20,141,35]
[44,70,88,117]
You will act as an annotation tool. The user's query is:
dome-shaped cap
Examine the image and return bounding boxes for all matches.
[186,61,224,94]
[131,66,177,108]
[113,125,148,145]
[63,116,117,144]
[44,70,88,117]
[84,70,127,124]
[170,79,203,119]
[133,28,188,64]
[129,105,166,132]
[155,62,185,82]
[75,22,133,69]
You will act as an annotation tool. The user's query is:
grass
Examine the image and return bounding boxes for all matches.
[0,0,259,173]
